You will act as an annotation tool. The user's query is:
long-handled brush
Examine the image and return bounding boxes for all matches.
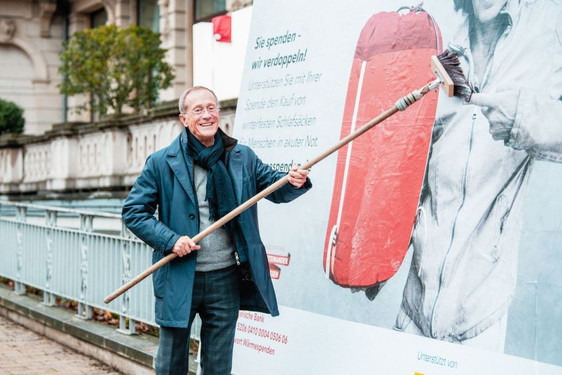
[104,50,471,304]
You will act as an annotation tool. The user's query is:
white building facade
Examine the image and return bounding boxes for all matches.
[0,0,252,199]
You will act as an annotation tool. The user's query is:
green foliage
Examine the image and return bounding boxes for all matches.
[58,25,175,117]
[0,98,25,135]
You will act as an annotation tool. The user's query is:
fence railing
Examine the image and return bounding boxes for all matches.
[0,201,203,338]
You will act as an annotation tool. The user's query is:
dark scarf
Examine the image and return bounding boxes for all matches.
[184,129,238,222]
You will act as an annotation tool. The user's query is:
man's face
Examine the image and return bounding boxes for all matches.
[471,0,508,23]
[179,89,220,147]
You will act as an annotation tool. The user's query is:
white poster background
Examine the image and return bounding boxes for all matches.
[233,307,562,375]
[231,0,562,373]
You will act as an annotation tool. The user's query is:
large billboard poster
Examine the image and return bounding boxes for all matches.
[231,0,562,374]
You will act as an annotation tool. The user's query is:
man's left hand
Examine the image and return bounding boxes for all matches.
[287,164,309,188]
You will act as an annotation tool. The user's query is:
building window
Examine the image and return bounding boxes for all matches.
[138,0,160,32]
[90,8,108,28]
[195,0,226,22]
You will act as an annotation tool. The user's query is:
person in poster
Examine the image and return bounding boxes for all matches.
[394,0,562,351]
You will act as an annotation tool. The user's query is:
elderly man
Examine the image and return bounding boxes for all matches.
[123,86,311,375]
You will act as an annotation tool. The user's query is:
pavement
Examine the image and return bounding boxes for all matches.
[0,314,123,375]
[0,284,199,375]
[0,284,158,375]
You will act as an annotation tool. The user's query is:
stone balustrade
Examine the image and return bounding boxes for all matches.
[0,99,237,198]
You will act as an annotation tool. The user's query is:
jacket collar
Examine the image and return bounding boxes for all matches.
[165,131,196,205]
[219,128,238,151]
[164,128,240,205]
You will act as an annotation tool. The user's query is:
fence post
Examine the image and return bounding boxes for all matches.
[77,213,93,320]
[43,210,57,306]
[14,206,27,295]
[118,221,136,335]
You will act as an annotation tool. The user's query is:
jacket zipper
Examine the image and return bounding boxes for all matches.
[430,112,477,337]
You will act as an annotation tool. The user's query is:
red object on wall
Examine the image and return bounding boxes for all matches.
[323,8,442,288]
[212,15,232,43]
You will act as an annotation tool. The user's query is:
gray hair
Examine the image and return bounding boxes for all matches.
[178,86,219,114]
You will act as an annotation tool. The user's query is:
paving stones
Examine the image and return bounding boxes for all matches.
[0,315,124,375]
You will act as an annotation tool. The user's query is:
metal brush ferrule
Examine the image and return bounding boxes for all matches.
[395,82,433,111]
[427,77,441,91]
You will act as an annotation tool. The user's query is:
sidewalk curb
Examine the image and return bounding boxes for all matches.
[0,285,157,375]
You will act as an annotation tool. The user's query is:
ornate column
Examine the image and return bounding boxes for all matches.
[113,0,133,27]
[66,12,91,122]
[158,0,193,101]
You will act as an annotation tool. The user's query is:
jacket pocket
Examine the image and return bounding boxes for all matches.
[152,252,169,299]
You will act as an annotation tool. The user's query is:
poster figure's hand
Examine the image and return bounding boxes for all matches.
[287,164,309,188]
[469,90,519,141]
[172,235,201,257]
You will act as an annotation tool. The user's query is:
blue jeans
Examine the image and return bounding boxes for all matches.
[155,264,240,375]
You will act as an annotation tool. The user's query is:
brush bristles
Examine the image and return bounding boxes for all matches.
[436,50,473,101]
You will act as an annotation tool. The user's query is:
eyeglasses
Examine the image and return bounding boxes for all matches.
[188,106,219,115]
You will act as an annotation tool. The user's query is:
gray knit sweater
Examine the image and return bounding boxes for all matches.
[193,164,237,272]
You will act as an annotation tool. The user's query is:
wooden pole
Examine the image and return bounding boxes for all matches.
[104,103,405,304]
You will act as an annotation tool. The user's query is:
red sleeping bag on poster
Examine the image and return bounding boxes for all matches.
[323,8,442,288]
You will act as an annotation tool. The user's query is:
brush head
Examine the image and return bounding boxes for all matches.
[432,50,473,101]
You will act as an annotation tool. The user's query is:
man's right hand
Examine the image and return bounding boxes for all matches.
[172,236,201,257]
